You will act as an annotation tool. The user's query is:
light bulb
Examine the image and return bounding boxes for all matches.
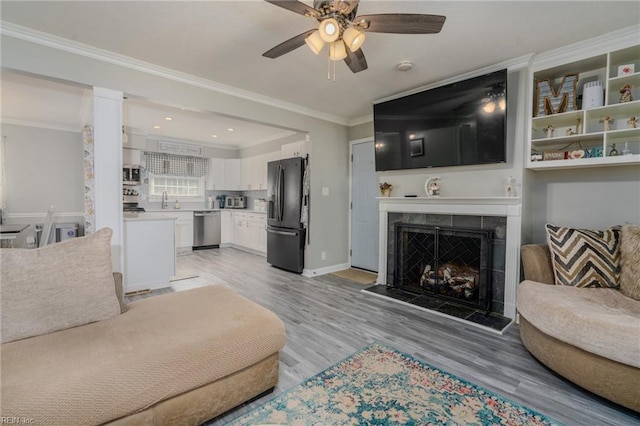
[499,98,506,111]
[319,18,340,43]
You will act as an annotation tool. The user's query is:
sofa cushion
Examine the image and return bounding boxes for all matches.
[517,280,640,368]
[0,228,120,344]
[620,224,640,301]
[545,224,620,288]
[1,285,286,425]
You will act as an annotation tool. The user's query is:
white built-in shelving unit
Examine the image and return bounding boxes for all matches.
[527,44,640,170]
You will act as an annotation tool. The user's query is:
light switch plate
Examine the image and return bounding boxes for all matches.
[322,187,329,196]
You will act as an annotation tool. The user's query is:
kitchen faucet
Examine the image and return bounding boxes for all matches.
[161,191,168,209]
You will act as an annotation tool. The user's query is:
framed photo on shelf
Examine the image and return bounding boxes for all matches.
[410,138,424,157]
[618,64,635,76]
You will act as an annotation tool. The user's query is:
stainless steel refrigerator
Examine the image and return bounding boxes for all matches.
[266,157,305,273]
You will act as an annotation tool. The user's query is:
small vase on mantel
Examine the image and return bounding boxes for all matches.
[379,182,393,197]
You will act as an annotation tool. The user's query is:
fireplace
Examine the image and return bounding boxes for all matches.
[394,224,493,311]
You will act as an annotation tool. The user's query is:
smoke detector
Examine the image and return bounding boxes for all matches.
[396,61,414,72]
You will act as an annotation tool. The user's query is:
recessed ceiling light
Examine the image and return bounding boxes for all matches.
[227,128,234,132]
[211,134,218,138]
[153,125,160,129]
[164,117,173,121]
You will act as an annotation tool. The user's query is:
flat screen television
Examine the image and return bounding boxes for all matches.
[374,69,507,171]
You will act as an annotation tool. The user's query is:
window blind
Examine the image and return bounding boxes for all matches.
[145,152,208,177]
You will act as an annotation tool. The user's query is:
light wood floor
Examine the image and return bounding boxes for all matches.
[170,248,639,426]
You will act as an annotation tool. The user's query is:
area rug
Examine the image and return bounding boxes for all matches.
[331,268,377,285]
[226,342,562,426]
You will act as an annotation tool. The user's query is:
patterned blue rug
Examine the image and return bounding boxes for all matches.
[227,342,562,425]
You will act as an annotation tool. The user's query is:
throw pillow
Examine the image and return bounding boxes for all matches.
[620,224,640,300]
[545,224,621,288]
[1,228,121,344]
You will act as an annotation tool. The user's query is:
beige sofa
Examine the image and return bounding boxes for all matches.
[517,244,640,412]
[1,229,286,425]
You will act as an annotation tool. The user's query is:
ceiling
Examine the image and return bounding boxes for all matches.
[1,1,639,128]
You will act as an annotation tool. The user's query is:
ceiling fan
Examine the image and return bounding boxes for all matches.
[262,0,446,74]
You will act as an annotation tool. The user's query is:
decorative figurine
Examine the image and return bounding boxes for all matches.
[619,84,633,103]
[600,116,614,131]
[628,117,638,129]
[546,124,554,138]
[622,142,632,156]
[609,143,619,156]
[576,118,583,134]
[425,177,441,197]
[566,128,576,136]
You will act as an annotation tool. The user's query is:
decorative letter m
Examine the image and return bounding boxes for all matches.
[534,73,579,117]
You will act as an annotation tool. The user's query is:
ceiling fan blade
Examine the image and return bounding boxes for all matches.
[344,48,368,73]
[264,0,320,18]
[262,29,316,59]
[355,14,446,34]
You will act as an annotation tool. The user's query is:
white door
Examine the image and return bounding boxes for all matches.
[351,141,379,272]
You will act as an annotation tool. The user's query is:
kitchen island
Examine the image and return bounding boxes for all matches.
[123,216,175,293]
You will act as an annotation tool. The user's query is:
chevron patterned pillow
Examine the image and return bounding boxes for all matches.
[545,224,621,288]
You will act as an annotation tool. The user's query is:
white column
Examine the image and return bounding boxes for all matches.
[377,209,388,284]
[93,87,123,272]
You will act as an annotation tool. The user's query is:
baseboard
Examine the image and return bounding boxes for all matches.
[302,262,350,277]
[124,279,171,293]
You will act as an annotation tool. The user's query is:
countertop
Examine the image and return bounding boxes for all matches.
[141,209,267,214]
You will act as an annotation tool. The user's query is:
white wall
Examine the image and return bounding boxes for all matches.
[3,123,83,215]
[526,166,640,243]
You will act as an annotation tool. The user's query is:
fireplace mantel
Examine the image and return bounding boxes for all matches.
[377,196,522,319]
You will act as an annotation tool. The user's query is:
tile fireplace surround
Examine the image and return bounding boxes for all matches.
[376,197,522,320]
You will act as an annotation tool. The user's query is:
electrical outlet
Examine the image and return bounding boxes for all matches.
[321,251,327,260]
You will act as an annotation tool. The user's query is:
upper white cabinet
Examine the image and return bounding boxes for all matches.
[224,158,242,190]
[123,148,141,166]
[206,157,225,190]
[281,140,308,159]
[527,44,640,170]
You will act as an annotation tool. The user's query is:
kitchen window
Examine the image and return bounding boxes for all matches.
[149,173,205,201]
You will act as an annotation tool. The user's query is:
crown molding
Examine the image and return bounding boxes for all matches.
[1,117,81,133]
[0,21,350,127]
[532,25,640,71]
[348,114,373,127]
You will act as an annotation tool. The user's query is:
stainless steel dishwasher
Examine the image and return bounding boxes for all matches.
[193,211,221,249]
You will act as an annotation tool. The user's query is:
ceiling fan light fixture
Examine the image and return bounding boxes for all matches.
[329,40,347,61]
[343,27,365,52]
[319,18,340,42]
[305,30,325,55]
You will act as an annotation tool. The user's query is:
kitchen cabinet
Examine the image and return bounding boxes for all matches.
[123,218,175,292]
[221,210,233,245]
[231,211,267,253]
[224,158,241,190]
[281,140,308,159]
[206,157,225,190]
[141,211,193,254]
[527,44,640,170]
[123,148,141,166]
[240,157,253,190]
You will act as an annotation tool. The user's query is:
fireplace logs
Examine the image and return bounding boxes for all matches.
[419,262,479,300]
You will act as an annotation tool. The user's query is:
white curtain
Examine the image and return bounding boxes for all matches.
[0,135,7,223]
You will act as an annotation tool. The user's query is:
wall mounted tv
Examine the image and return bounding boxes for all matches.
[374,69,507,171]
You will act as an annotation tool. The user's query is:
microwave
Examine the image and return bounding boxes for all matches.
[123,165,140,186]
[225,196,246,209]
